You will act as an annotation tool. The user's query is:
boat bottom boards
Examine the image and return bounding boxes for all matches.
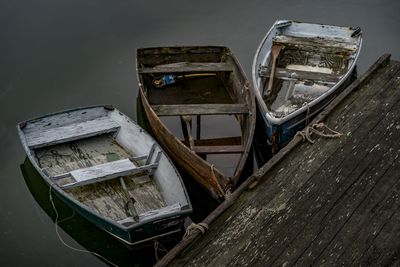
[34,133,166,222]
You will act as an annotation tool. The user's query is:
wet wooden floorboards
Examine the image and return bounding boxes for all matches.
[168,58,400,266]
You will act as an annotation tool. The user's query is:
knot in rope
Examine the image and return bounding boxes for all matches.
[296,122,342,144]
[183,223,209,239]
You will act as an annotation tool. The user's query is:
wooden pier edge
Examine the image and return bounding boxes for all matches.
[154,54,391,267]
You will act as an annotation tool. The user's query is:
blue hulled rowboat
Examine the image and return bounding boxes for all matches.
[252,20,362,151]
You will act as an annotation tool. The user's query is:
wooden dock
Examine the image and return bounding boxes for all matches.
[156,54,400,266]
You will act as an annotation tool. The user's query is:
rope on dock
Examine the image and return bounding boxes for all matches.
[295,122,342,144]
[183,223,209,239]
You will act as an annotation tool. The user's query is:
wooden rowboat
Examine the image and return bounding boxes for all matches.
[252,20,362,151]
[136,46,256,201]
[17,105,192,245]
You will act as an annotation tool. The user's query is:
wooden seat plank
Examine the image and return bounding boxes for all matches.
[273,35,358,51]
[259,67,341,82]
[152,104,248,116]
[194,145,244,154]
[70,159,136,182]
[182,136,242,147]
[138,62,233,74]
[59,159,158,189]
[26,116,120,149]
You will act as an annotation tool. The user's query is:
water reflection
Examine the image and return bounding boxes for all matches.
[20,158,179,267]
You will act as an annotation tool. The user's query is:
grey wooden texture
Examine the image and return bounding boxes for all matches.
[35,134,166,221]
[25,116,120,149]
[260,67,341,82]
[23,106,108,134]
[152,104,249,116]
[193,145,244,154]
[118,202,181,224]
[70,159,136,182]
[138,62,233,73]
[168,61,400,266]
[273,34,358,51]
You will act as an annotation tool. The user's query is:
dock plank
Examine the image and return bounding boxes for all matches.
[165,58,400,266]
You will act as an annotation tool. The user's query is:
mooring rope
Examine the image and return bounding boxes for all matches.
[305,102,310,126]
[48,183,118,267]
[183,223,209,240]
[296,122,342,144]
[153,239,169,262]
[210,164,225,198]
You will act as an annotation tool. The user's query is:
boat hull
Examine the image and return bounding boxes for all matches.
[17,105,192,246]
[137,46,256,201]
[258,70,355,152]
[252,20,362,152]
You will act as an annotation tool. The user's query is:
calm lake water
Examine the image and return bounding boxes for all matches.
[1,0,399,266]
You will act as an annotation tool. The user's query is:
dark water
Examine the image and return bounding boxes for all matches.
[1,0,399,266]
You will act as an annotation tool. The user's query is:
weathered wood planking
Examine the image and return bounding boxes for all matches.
[62,160,157,189]
[184,136,242,147]
[194,145,244,154]
[152,104,249,116]
[138,62,233,73]
[22,106,109,134]
[36,134,130,176]
[273,34,358,51]
[35,134,166,220]
[259,67,341,82]
[137,46,256,201]
[25,116,120,149]
[70,159,136,181]
[165,58,400,266]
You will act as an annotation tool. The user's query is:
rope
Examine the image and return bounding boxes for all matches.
[48,183,118,267]
[296,122,342,144]
[210,164,225,198]
[304,102,310,126]
[183,223,209,240]
[154,239,168,262]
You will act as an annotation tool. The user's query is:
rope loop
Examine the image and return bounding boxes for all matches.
[183,223,209,239]
[296,122,342,144]
[154,239,168,262]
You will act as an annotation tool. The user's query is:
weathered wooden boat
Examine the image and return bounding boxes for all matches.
[17,105,192,246]
[252,20,362,151]
[136,46,256,201]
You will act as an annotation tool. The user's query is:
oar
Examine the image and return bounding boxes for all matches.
[264,44,283,97]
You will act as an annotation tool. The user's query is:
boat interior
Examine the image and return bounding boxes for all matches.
[35,134,167,222]
[259,24,359,118]
[21,107,188,225]
[137,47,252,177]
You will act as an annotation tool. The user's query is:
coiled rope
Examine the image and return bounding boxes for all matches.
[296,122,342,144]
[183,223,209,239]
